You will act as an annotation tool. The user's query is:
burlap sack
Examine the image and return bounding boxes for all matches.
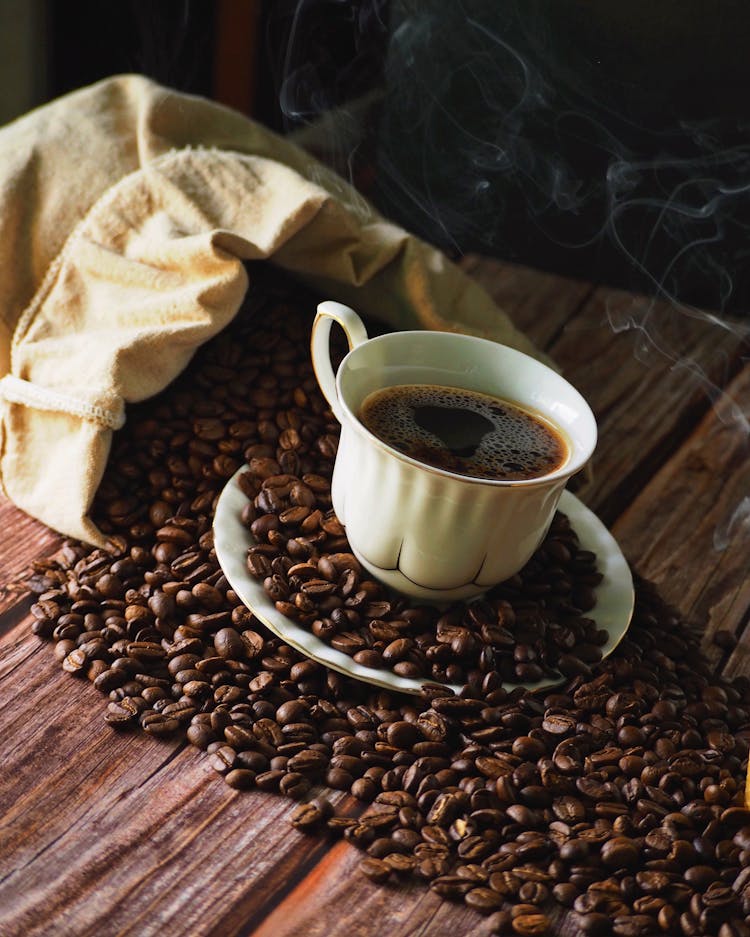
[0,74,544,548]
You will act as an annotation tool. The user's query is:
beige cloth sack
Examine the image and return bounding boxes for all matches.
[0,74,544,548]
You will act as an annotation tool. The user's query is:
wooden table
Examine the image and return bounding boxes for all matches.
[1,256,749,937]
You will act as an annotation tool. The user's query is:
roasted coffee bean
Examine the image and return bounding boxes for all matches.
[381,853,414,876]
[574,913,610,936]
[351,777,377,801]
[465,887,503,913]
[213,628,245,659]
[104,700,138,727]
[360,858,391,884]
[225,769,256,790]
[187,723,216,749]
[511,912,550,936]
[684,864,719,889]
[141,712,180,736]
[415,856,451,880]
[275,700,308,725]
[236,751,269,773]
[601,837,641,869]
[542,713,576,735]
[290,801,327,831]
[518,882,548,904]
[29,278,750,934]
[209,746,237,774]
[386,721,421,749]
[552,883,579,907]
[279,772,311,800]
[288,749,327,774]
[431,875,473,899]
[352,649,384,669]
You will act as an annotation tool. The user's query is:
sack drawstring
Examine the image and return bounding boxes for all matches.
[0,374,126,430]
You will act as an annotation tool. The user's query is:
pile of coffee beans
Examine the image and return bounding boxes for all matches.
[27,270,750,936]
[243,464,607,685]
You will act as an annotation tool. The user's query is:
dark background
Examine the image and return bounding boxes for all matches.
[7,0,750,316]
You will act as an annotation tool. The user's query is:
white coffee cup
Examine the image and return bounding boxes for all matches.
[311,301,597,601]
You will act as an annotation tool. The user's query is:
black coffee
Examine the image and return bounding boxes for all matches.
[359,383,568,480]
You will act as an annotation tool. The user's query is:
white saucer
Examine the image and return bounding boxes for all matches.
[213,469,634,697]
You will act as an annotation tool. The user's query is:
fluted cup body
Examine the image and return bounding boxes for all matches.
[312,303,596,601]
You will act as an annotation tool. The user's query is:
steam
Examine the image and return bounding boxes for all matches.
[274,0,750,549]
[714,496,750,552]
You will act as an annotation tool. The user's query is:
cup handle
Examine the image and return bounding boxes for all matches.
[311,301,369,421]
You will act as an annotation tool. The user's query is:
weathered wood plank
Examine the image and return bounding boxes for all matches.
[1,256,749,937]
[459,266,747,527]
[610,364,750,663]
[460,255,594,351]
[0,620,354,937]
[0,499,60,614]
[250,842,498,937]
[3,615,502,937]
[553,287,747,524]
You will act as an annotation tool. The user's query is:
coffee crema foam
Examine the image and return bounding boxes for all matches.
[359,384,568,481]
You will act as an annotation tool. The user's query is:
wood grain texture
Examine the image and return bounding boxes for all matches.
[252,847,499,937]
[0,618,351,937]
[0,499,60,619]
[611,364,750,659]
[1,255,749,937]
[459,256,594,350]
[552,288,748,524]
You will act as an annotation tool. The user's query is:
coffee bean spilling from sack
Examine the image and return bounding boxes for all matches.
[27,273,750,935]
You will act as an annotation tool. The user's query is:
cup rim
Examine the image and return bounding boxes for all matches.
[335,330,597,488]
